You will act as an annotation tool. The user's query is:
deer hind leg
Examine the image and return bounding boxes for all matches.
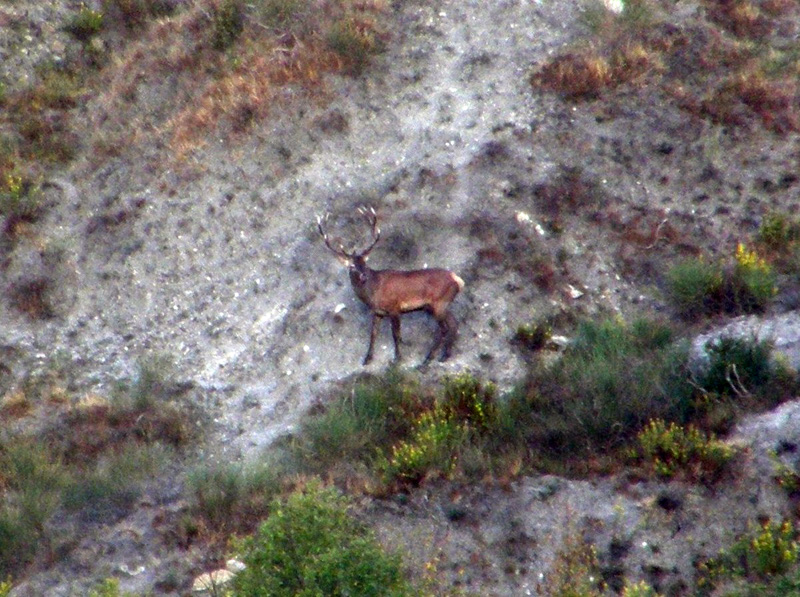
[422,317,447,365]
[364,314,382,365]
[440,311,458,361]
[390,316,402,361]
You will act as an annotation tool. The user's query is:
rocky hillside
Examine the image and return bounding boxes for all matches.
[2,0,800,594]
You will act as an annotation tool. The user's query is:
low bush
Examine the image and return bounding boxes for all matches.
[231,483,413,597]
[212,0,245,51]
[514,320,553,351]
[62,443,168,523]
[667,245,776,318]
[0,440,66,574]
[758,211,800,252]
[622,580,663,597]
[326,16,383,74]
[632,419,734,483]
[698,336,774,399]
[666,258,725,317]
[186,459,281,534]
[378,410,466,485]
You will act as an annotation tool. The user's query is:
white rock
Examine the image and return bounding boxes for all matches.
[192,569,235,594]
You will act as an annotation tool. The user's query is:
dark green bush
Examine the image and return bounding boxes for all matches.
[698,336,774,398]
[212,0,245,51]
[186,460,281,533]
[64,6,104,41]
[666,247,776,318]
[231,483,412,597]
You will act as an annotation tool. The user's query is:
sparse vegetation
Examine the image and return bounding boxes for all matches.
[0,358,197,579]
[699,519,800,594]
[532,0,800,133]
[539,530,606,597]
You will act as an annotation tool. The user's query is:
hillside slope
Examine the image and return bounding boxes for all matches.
[2,0,800,594]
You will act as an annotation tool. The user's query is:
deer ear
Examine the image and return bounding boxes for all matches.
[336,255,350,266]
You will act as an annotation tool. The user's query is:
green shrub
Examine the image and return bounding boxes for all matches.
[231,483,412,597]
[758,211,800,251]
[622,580,662,597]
[540,531,605,597]
[62,443,166,522]
[667,246,777,318]
[103,0,177,29]
[378,411,466,485]
[744,520,799,578]
[666,258,724,317]
[127,353,175,410]
[212,0,245,51]
[698,336,775,399]
[633,419,733,482]
[0,440,66,575]
[255,0,302,28]
[64,6,104,41]
[88,577,126,597]
[731,243,777,312]
[0,173,41,221]
[441,372,497,432]
[699,520,800,593]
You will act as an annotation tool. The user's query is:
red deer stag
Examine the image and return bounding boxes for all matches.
[318,207,465,366]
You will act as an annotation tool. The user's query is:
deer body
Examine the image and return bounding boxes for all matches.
[319,209,464,365]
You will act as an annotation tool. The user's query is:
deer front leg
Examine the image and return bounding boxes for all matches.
[390,316,402,361]
[364,313,382,365]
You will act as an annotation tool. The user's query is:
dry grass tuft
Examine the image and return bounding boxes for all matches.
[0,391,31,419]
[6,279,54,319]
[533,0,800,134]
[169,39,345,155]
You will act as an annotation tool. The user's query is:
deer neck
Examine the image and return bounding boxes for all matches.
[349,263,378,307]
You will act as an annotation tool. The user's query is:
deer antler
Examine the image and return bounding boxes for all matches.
[317,213,351,260]
[317,207,381,259]
[354,206,381,258]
